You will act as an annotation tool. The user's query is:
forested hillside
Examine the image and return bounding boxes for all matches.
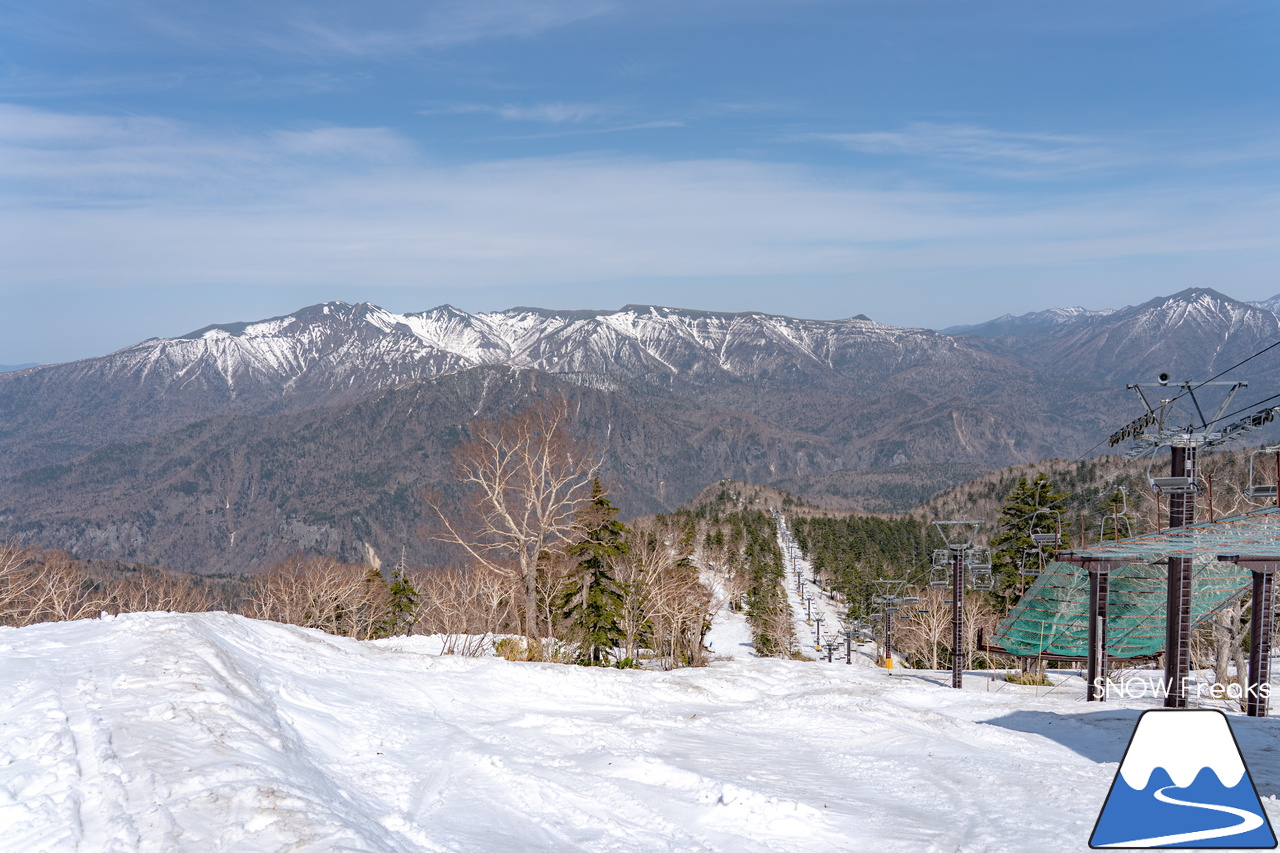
[791,515,942,622]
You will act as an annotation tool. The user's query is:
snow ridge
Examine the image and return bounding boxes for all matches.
[100,301,917,394]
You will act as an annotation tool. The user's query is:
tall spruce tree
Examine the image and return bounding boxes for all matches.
[562,479,628,665]
[381,558,419,638]
[990,474,1067,610]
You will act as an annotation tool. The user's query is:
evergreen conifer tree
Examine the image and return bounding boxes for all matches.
[562,479,628,665]
[990,474,1067,610]
[382,565,419,638]
[370,550,418,639]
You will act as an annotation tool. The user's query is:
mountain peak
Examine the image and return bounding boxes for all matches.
[1151,287,1243,310]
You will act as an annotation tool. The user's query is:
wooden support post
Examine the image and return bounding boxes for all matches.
[1061,556,1121,703]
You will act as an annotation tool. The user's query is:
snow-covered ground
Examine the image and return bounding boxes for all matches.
[4,526,1280,852]
[776,520,878,666]
[4,609,1280,852]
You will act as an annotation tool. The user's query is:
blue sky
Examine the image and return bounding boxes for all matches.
[1,0,1277,363]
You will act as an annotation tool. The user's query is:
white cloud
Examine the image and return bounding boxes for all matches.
[0,105,1275,295]
[143,0,617,57]
[807,122,1117,178]
[433,102,613,124]
[494,103,609,124]
[269,127,414,161]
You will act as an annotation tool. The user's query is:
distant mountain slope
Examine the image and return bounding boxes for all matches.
[0,366,855,571]
[0,301,1086,476]
[0,363,39,373]
[940,306,1116,338]
[1251,294,1280,314]
[953,288,1280,385]
[5,288,1280,570]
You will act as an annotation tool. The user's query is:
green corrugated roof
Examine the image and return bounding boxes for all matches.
[992,559,1253,659]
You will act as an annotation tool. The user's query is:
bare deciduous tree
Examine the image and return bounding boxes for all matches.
[103,567,213,615]
[432,400,601,640]
[414,565,519,655]
[895,587,952,670]
[248,554,387,639]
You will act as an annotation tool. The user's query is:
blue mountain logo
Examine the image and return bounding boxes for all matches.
[1091,710,1276,848]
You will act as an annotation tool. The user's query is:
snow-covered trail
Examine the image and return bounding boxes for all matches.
[776,516,877,666]
[6,612,1267,852]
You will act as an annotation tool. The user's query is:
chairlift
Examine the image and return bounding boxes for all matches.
[1088,486,1130,545]
[1146,452,1196,495]
[1019,548,1041,579]
[1246,446,1280,500]
[966,547,992,570]
[1027,508,1062,550]
[929,548,952,588]
[970,567,994,591]
[1098,512,1134,543]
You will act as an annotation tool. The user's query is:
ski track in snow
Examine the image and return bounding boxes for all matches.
[2,605,1279,852]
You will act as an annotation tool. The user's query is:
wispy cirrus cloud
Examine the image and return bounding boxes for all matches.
[0,104,413,199]
[432,102,614,124]
[805,122,1117,178]
[423,101,685,137]
[805,121,1280,181]
[1,104,1273,300]
[0,0,618,61]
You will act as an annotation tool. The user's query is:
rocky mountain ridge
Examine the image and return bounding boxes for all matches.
[3,287,1278,571]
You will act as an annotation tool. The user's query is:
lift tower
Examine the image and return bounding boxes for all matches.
[1109,375,1264,708]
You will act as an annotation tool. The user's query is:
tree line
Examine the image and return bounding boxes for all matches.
[1,399,717,671]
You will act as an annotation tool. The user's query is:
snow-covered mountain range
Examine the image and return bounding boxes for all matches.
[82,300,977,402]
[941,306,1119,337]
[2,287,1278,571]
[946,290,1280,339]
[952,289,1280,383]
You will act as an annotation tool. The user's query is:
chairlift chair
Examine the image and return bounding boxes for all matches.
[1019,548,1041,579]
[966,547,992,570]
[1098,512,1134,543]
[970,567,994,591]
[929,548,952,588]
[1027,508,1062,550]
[1246,446,1280,500]
[1147,453,1196,495]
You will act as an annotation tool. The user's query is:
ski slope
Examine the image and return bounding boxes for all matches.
[5,611,1279,852]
